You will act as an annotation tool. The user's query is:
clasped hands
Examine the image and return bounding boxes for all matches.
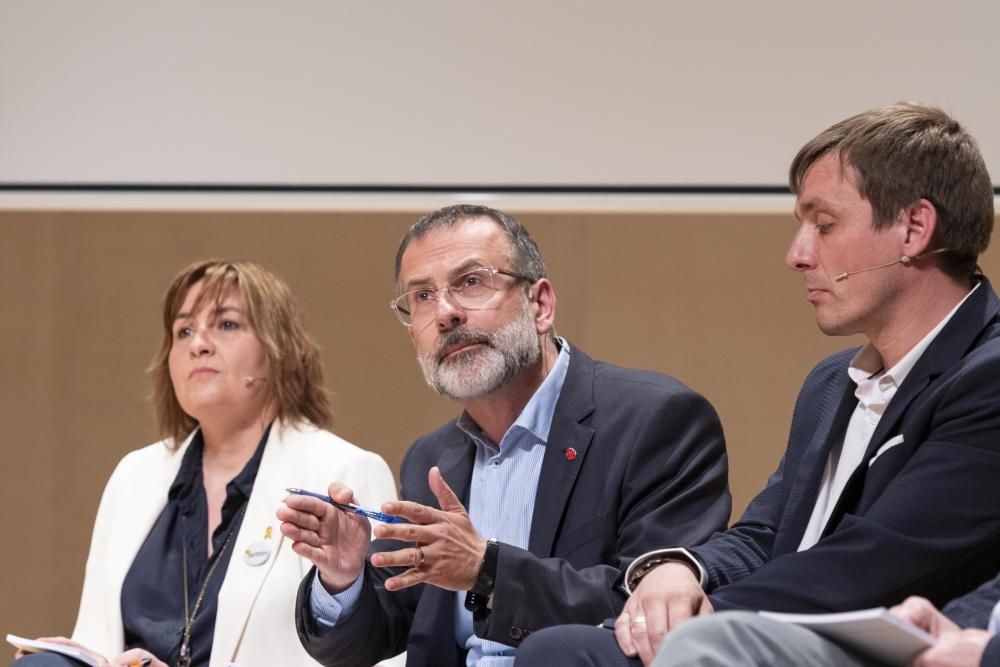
[615,563,989,667]
[278,465,486,595]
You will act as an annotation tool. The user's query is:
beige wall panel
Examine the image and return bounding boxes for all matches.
[1,209,996,638]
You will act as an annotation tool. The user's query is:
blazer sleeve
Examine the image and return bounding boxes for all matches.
[295,445,425,667]
[476,387,730,645]
[982,637,1000,667]
[685,453,788,589]
[707,354,1000,613]
[683,351,853,591]
[296,563,421,667]
[943,573,1000,629]
[71,453,137,658]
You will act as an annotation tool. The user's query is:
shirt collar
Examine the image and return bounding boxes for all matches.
[848,280,981,388]
[457,337,572,449]
[168,422,273,503]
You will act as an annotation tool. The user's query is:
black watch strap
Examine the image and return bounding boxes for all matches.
[464,538,500,619]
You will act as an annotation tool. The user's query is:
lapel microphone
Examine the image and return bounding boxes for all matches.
[833,248,950,282]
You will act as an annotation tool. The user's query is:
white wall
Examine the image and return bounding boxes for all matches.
[1,0,996,187]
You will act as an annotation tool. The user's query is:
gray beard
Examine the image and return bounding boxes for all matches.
[417,311,541,401]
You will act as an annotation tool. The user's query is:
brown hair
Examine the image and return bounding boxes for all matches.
[789,102,994,280]
[150,260,332,446]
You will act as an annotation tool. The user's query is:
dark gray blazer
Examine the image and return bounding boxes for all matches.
[296,345,731,667]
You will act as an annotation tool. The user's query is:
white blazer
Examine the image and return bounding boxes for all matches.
[71,420,398,667]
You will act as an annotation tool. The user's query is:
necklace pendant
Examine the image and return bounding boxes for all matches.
[178,641,191,667]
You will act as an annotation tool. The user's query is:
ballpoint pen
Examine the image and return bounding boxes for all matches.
[286,487,407,523]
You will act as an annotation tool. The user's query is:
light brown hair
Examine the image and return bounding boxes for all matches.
[150,260,332,446]
[790,102,994,280]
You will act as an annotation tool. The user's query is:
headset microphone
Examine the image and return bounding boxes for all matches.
[833,248,950,282]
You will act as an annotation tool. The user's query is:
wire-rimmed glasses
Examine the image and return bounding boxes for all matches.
[390,266,534,327]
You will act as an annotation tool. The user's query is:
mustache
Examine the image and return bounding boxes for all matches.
[435,328,494,361]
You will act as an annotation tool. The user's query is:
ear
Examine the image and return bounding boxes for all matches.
[529,278,557,335]
[900,198,938,258]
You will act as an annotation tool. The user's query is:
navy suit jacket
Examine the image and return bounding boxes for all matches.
[296,345,731,667]
[692,278,1000,615]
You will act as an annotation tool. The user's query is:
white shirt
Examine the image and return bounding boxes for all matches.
[797,283,980,551]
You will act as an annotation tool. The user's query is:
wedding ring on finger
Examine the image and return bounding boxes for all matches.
[631,615,648,628]
[414,545,425,566]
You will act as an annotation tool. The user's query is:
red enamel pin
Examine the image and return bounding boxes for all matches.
[564,447,577,461]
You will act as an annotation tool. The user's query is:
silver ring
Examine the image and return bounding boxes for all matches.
[414,545,425,566]
[632,615,647,625]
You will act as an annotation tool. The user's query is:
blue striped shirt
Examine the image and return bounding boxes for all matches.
[455,341,570,667]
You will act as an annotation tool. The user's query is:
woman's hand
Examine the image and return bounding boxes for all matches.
[107,648,167,666]
[13,636,106,663]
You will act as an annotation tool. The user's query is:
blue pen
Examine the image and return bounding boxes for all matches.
[286,487,407,523]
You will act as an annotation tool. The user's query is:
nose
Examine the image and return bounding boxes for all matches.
[785,223,817,272]
[188,328,215,356]
[434,290,467,332]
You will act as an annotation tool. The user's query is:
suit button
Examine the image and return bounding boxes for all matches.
[509,627,523,640]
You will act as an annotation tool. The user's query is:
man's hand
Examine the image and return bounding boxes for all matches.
[614,561,713,666]
[369,466,486,592]
[911,629,991,667]
[890,596,960,637]
[277,482,372,593]
[889,597,988,667]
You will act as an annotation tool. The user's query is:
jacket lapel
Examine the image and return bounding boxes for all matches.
[863,279,1000,461]
[773,374,856,555]
[528,348,596,557]
[214,423,290,663]
[819,281,1000,530]
[108,436,192,601]
[435,428,476,505]
[410,428,473,666]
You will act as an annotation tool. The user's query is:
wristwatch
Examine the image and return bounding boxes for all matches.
[464,538,500,619]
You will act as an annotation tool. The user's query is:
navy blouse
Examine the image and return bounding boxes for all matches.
[119,425,269,666]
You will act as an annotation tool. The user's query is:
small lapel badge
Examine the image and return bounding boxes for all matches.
[244,525,274,567]
[564,447,577,461]
[244,540,271,566]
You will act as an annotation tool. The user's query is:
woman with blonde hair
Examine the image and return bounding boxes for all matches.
[14,260,397,667]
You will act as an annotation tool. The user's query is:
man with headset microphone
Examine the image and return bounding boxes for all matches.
[514,102,1000,667]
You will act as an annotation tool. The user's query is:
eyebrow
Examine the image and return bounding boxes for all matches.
[174,305,242,321]
[793,197,836,222]
[402,259,491,292]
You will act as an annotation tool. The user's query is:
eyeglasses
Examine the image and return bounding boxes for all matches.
[390,266,535,327]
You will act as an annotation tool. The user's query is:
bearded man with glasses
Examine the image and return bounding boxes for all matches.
[284,204,732,667]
